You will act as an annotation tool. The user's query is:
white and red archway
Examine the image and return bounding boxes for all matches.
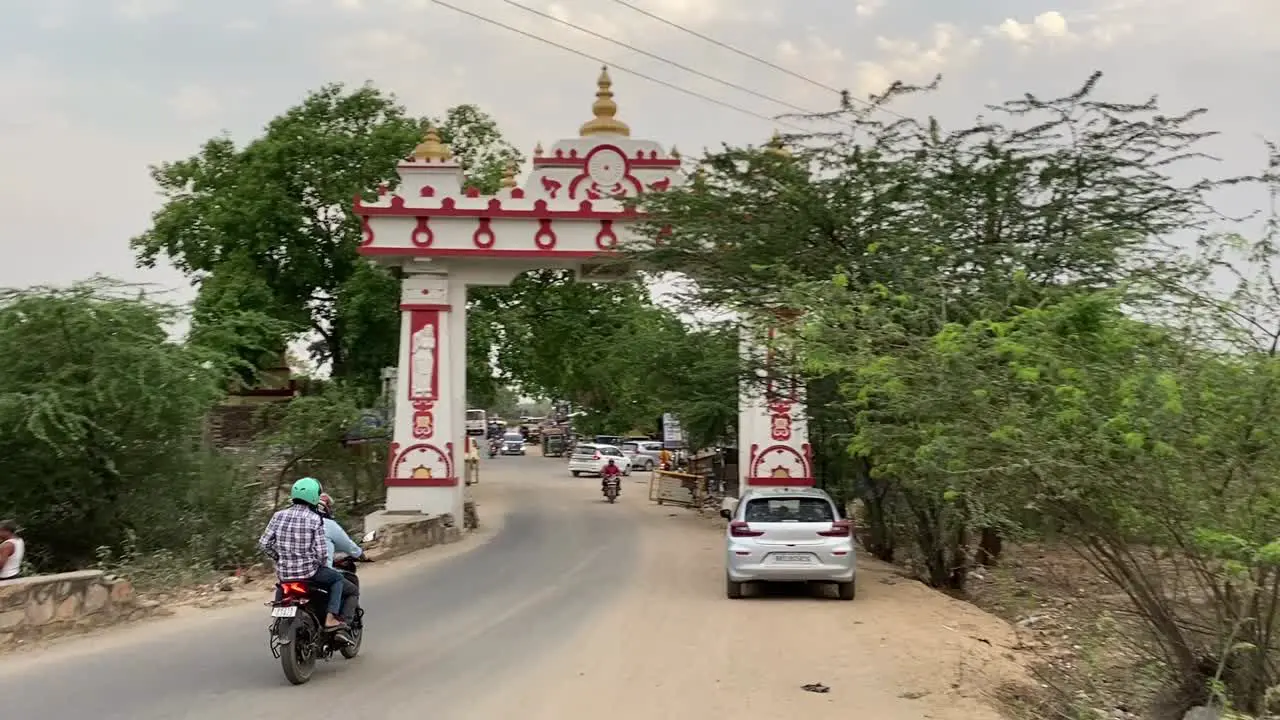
[355,67,810,529]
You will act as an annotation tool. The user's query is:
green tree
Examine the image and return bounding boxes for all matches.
[0,280,234,569]
[134,85,520,398]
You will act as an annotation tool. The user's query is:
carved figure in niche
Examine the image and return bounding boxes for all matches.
[411,322,436,399]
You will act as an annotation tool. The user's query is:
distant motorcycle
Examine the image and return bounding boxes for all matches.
[488,440,500,458]
[267,554,371,685]
[602,476,620,503]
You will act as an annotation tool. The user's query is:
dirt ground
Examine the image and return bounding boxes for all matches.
[469,481,1032,720]
[965,543,1158,718]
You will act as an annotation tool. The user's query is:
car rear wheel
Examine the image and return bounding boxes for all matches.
[726,576,745,599]
[571,471,580,477]
[836,580,856,601]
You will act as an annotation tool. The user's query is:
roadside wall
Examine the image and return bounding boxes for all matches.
[0,570,161,645]
[365,511,465,560]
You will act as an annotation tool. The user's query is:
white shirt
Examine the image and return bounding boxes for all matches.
[1,537,24,579]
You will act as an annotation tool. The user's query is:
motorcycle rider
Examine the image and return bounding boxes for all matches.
[317,493,366,624]
[259,478,351,643]
[600,458,622,496]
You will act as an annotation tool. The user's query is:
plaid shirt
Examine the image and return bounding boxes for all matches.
[258,504,326,581]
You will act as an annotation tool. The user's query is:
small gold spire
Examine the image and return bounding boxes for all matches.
[533,141,544,157]
[500,160,517,189]
[670,145,680,159]
[579,66,631,137]
[764,131,791,157]
[412,127,452,161]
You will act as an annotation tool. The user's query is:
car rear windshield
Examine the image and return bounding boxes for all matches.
[621,443,639,453]
[573,446,598,455]
[744,497,835,523]
[504,434,522,441]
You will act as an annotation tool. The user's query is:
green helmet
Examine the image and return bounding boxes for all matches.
[290,477,322,506]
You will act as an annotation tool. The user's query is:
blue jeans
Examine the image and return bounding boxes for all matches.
[310,565,345,617]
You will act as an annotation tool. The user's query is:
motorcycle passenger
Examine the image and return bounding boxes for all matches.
[600,458,622,496]
[317,493,365,624]
[259,478,351,642]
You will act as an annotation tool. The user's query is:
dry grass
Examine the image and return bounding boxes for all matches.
[963,543,1170,719]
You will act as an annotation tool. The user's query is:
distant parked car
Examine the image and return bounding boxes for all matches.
[500,432,526,455]
[721,486,855,601]
[621,440,664,471]
[568,444,631,477]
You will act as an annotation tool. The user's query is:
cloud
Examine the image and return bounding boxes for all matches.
[112,0,177,22]
[994,11,1073,45]
[855,0,884,18]
[167,85,222,121]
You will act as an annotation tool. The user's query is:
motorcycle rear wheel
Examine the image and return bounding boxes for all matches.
[279,616,317,685]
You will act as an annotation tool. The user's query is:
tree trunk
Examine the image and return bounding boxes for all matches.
[975,527,1003,567]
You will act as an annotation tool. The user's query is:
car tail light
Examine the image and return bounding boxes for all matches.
[818,520,853,537]
[729,521,764,537]
[280,582,308,597]
[593,453,601,460]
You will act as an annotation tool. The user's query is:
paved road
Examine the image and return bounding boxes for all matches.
[0,454,636,720]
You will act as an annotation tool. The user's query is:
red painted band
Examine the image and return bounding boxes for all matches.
[398,303,451,311]
[361,247,613,259]
[385,476,459,487]
[744,477,815,487]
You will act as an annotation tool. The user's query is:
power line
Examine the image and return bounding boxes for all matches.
[603,0,909,120]
[425,0,809,132]
[604,0,843,95]
[496,0,820,116]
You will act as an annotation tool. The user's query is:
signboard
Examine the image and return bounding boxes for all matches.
[661,412,684,449]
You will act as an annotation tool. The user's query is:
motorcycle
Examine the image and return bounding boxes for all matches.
[488,440,500,458]
[267,554,371,685]
[602,475,621,503]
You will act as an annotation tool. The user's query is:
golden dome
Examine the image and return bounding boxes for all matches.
[412,127,452,161]
[764,131,791,157]
[579,66,630,137]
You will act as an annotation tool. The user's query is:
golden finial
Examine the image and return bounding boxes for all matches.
[764,131,791,157]
[412,127,452,161]
[670,145,680,159]
[579,66,630,137]
[533,141,544,157]
[500,160,517,189]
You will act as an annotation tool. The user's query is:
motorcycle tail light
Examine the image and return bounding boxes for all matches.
[280,582,308,597]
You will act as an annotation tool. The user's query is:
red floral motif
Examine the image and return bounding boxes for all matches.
[541,176,562,198]
[472,218,495,248]
[648,177,671,192]
[419,185,435,197]
[411,216,433,247]
[411,400,435,439]
[534,219,556,249]
[768,400,793,441]
[360,216,374,246]
[594,220,618,250]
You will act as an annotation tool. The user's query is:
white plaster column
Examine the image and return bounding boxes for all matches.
[737,323,813,488]
[446,276,468,523]
[382,272,462,519]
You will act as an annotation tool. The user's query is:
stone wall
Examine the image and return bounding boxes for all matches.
[365,513,463,561]
[0,570,160,645]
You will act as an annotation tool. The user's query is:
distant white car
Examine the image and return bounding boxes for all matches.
[568,443,632,477]
[622,440,664,471]
[721,486,855,600]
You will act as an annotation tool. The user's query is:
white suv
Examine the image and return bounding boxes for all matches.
[721,487,855,600]
[568,444,632,477]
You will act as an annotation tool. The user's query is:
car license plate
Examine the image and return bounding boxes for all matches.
[270,606,298,618]
[773,553,813,563]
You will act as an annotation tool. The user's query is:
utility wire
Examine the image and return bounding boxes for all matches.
[426,0,809,132]
[604,0,909,120]
[496,0,819,116]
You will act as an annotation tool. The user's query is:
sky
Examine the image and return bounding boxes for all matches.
[1,0,1278,303]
